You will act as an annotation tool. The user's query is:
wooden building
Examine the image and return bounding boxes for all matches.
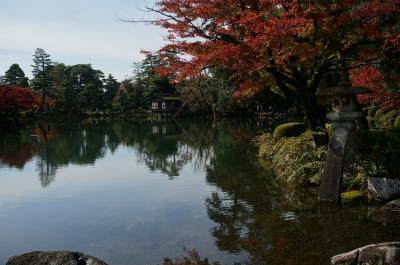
[150,96,181,117]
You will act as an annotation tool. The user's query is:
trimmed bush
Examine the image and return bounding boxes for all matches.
[368,106,379,117]
[383,110,399,127]
[395,116,400,127]
[272,122,305,140]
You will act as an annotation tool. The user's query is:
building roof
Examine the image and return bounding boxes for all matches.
[151,96,180,101]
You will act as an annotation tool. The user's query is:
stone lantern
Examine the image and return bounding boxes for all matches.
[320,86,370,122]
[317,86,370,204]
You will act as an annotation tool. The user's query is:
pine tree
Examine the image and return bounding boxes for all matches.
[103,74,120,109]
[4,64,29,87]
[31,48,52,113]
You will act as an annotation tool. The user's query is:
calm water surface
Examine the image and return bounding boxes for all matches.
[0,119,399,265]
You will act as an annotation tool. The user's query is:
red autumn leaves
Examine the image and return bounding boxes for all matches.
[0,85,40,115]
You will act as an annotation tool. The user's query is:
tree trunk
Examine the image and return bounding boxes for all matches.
[300,94,329,146]
[40,89,47,114]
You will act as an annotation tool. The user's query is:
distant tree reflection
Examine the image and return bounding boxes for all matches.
[2,119,267,185]
[0,125,37,169]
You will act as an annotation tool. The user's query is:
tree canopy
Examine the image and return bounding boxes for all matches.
[145,0,399,129]
[4,64,29,87]
[0,85,39,118]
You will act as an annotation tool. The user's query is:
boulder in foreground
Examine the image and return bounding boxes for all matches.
[331,242,400,265]
[6,251,108,265]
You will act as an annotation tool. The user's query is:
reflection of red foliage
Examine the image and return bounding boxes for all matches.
[0,85,40,114]
[0,142,35,169]
[351,67,400,108]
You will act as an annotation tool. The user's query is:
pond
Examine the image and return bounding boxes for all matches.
[0,118,399,265]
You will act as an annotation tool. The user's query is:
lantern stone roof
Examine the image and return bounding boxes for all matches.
[317,86,371,96]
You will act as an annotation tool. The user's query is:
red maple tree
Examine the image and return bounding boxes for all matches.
[0,85,40,117]
[351,66,400,109]
[144,0,399,130]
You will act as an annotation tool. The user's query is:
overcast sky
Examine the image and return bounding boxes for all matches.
[0,0,165,80]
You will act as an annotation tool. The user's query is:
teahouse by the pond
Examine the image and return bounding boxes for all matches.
[150,95,181,117]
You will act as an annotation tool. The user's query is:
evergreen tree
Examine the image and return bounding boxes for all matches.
[48,63,74,111]
[68,64,104,111]
[134,54,176,99]
[112,79,144,111]
[102,74,120,109]
[31,48,52,113]
[4,64,29,87]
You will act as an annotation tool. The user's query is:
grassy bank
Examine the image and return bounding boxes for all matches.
[254,127,400,198]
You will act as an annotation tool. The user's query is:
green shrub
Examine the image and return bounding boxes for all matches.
[256,127,400,191]
[395,116,400,127]
[357,127,400,181]
[374,108,387,128]
[272,122,305,140]
[383,110,399,127]
[368,106,379,117]
[367,116,375,129]
[255,132,327,186]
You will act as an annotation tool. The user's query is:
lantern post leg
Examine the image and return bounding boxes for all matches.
[319,121,355,204]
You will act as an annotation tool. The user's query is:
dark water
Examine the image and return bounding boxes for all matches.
[0,118,399,265]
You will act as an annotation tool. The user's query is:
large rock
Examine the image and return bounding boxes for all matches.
[368,199,400,224]
[6,251,108,265]
[368,177,400,200]
[331,242,400,265]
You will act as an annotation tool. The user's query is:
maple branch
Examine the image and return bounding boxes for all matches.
[267,68,298,98]
[144,7,216,41]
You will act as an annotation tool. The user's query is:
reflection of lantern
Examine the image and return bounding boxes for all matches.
[318,87,370,122]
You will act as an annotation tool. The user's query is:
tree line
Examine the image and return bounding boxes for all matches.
[1,47,293,118]
[0,48,182,114]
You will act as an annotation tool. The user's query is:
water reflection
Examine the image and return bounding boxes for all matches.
[0,118,399,265]
[0,119,275,187]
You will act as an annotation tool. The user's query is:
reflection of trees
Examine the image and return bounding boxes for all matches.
[0,118,275,190]
[203,121,400,265]
[0,125,38,169]
[0,119,227,185]
[203,120,278,265]
[32,121,108,187]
